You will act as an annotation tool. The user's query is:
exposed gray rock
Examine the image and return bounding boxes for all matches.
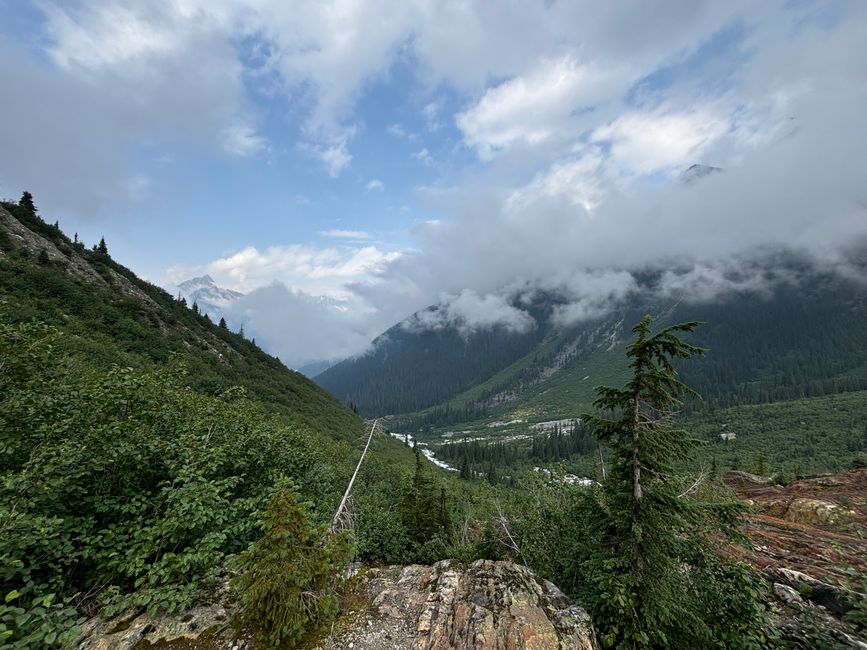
[75,603,232,649]
[317,559,598,650]
[768,568,867,649]
[724,470,771,485]
[769,567,859,616]
[773,583,804,607]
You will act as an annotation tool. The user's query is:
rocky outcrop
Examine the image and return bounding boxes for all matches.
[727,469,867,648]
[328,560,599,650]
[768,568,860,617]
[769,570,867,649]
[74,603,232,649]
[762,497,853,526]
[75,560,597,649]
[0,205,160,308]
[726,469,867,583]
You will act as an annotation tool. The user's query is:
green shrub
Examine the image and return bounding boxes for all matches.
[0,592,83,650]
[0,318,341,642]
[231,483,350,648]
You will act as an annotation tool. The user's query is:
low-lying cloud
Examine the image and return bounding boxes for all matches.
[161,3,867,367]
[404,289,537,335]
[221,285,379,368]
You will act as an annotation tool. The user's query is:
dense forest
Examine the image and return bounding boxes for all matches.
[317,300,559,415]
[430,391,867,484]
[318,267,867,424]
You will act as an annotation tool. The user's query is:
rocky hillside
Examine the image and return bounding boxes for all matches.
[727,469,867,647]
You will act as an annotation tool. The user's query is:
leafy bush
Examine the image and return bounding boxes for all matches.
[0,318,341,643]
[0,592,83,650]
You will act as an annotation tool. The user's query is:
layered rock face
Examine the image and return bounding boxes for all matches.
[726,469,867,648]
[321,560,598,650]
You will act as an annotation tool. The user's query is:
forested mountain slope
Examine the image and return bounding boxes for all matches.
[318,258,867,423]
[0,200,356,438]
[317,296,560,415]
[0,197,457,647]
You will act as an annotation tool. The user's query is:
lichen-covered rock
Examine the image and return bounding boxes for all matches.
[317,560,598,650]
[784,498,851,526]
[75,604,233,649]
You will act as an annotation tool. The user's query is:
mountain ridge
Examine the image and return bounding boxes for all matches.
[0,200,360,438]
[317,256,867,428]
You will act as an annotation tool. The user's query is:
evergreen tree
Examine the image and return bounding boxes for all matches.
[588,316,705,503]
[400,447,453,558]
[191,301,199,315]
[753,452,769,476]
[97,237,109,256]
[486,460,499,485]
[580,316,773,648]
[402,447,433,544]
[19,191,36,214]
[37,249,50,265]
[232,482,349,648]
[218,317,228,330]
[459,458,471,480]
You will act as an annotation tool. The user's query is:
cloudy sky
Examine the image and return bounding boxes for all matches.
[1,1,865,367]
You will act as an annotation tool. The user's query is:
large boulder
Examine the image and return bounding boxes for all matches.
[761,496,854,526]
[319,559,598,650]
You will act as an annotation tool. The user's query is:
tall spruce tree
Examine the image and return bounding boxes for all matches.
[400,446,454,561]
[18,191,36,214]
[580,315,773,649]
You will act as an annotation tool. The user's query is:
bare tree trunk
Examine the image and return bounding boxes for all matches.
[597,441,607,481]
[632,394,642,502]
[330,419,378,532]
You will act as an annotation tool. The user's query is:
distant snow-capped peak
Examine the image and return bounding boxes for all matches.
[176,275,243,309]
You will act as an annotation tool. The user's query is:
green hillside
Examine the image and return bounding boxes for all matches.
[322,281,867,428]
[365,276,867,483]
[0,200,360,439]
[316,297,559,415]
[2,196,864,648]
[0,198,472,647]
